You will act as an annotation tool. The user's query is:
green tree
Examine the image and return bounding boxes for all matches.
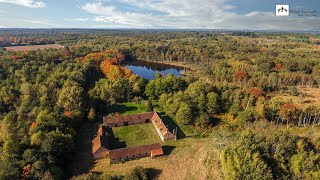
[221,147,273,180]
[290,140,320,179]
[57,81,84,114]
[176,103,193,125]
[229,104,241,116]
[206,92,220,114]
[195,113,211,128]
[0,158,20,180]
[146,100,153,112]
[197,93,207,112]
[236,109,259,126]
[124,166,149,180]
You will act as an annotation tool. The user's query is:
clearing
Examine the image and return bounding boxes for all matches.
[4,44,64,52]
[270,86,320,108]
[111,123,161,149]
[107,102,147,115]
[91,137,224,180]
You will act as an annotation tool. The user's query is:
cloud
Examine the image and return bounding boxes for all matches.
[21,19,59,27]
[79,0,320,30]
[64,17,90,22]
[0,16,63,27]
[0,0,46,8]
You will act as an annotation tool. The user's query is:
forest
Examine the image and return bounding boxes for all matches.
[0,30,319,179]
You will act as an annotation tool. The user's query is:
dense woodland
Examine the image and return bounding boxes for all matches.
[0,30,319,179]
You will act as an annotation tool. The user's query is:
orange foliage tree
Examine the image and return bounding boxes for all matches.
[63,111,73,118]
[22,164,32,179]
[275,63,282,71]
[279,103,301,127]
[100,59,132,81]
[10,55,21,61]
[78,49,118,69]
[78,49,132,81]
[234,70,248,85]
[30,121,37,129]
[249,87,262,98]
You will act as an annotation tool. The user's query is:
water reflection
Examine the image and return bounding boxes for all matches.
[125,60,184,80]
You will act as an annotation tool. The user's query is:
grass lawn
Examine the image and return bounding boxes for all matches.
[91,137,224,180]
[107,102,147,115]
[111,123,161,148]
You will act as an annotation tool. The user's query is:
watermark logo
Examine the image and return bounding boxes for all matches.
[276,5,289,16]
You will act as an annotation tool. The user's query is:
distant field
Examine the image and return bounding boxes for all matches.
[111,123,160,148]
[270,86,320,108]
[4,44,64,52]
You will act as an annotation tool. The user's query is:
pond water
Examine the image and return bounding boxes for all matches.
[125,60,184,80]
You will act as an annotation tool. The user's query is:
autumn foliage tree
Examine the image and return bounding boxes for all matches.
[78,49,118,69]
[249,87,262,98]
[234,70,248,85]
[275,63,282,71]
[279,103,301,127]
[100,59,132,81]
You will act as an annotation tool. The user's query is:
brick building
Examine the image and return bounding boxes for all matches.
[108,143,163,163]
[103,112,176,141]
[92,112,175,162]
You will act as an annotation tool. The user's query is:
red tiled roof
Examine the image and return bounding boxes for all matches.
[151,148,164,157]
[152,112,175,138]
[103,112,175,139]
[104,112,155,124]
[109,143,162,160]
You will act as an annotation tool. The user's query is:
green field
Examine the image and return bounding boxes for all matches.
[111,123,161,148]
[107,102,147,115]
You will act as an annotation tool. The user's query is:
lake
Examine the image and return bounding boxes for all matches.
[125,60,184,80]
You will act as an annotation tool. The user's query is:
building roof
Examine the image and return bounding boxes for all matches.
[152,112,175,138]
[151,148,164,157]
[97,125,104,135]
[103,111,175,140]
[109,143,163,160]
[104,112,155,125]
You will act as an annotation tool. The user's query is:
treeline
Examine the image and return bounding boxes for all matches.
[0,46,147,179]
[0,47,95,179]
[50,30,320,89]
[72,166,159,180]
[231,31,258,37]
[221,131,320,179]
[0,36,54,47]
[144,74,320,131]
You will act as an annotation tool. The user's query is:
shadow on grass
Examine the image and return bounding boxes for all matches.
[211,116,223,126]
[158,112,186,139]
[107,104,137,115]
[146,168,163,179]
[69,123,98,177]
[105,127,127,149]
[162,145,176,156]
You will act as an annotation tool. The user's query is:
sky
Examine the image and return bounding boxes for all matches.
[0,0,319,30]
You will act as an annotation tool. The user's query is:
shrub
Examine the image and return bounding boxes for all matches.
[220,131,320,180]
[236,109,259,126]
[228,104,241,116]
